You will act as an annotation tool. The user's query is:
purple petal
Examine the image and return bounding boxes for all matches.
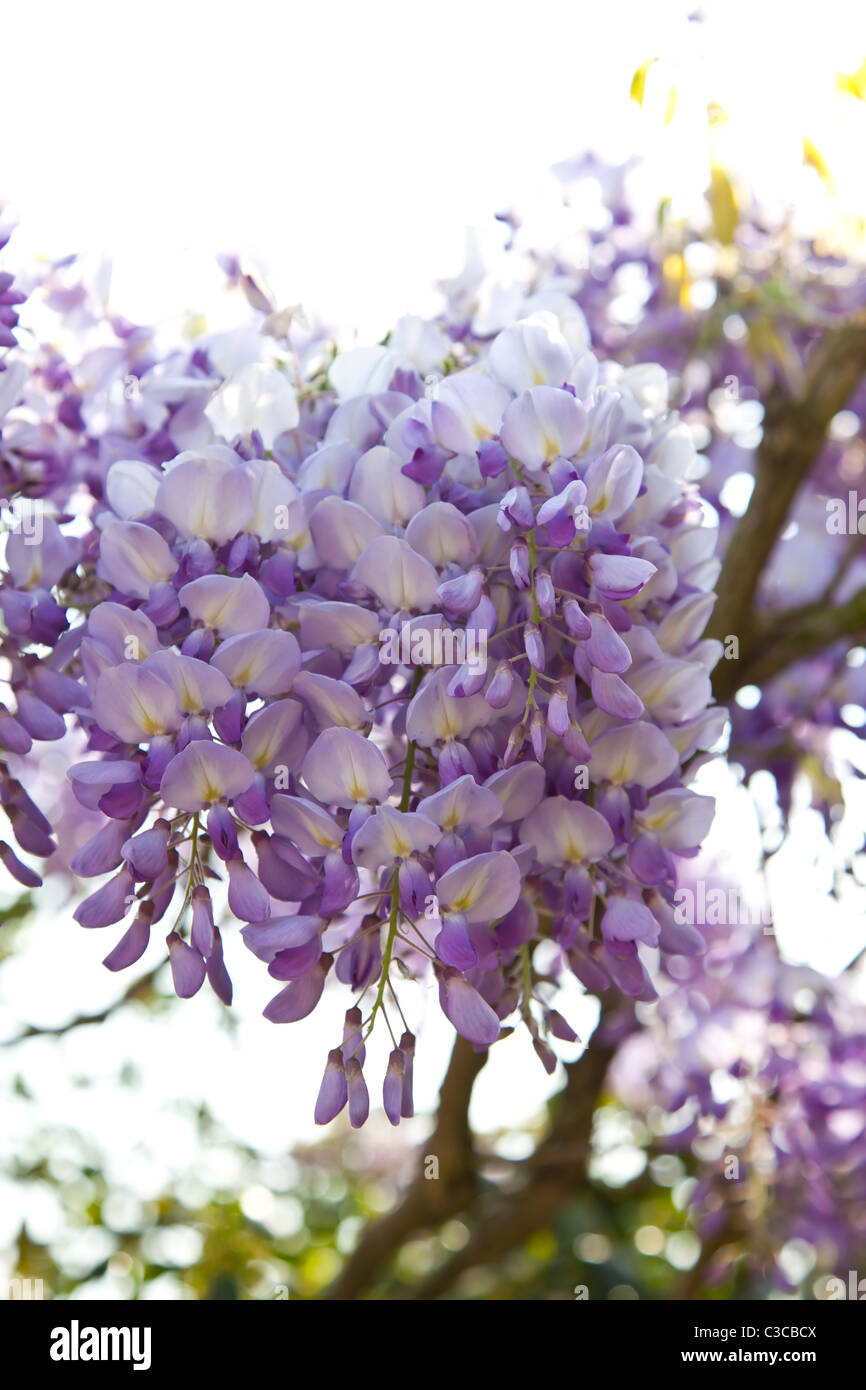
[439,968,501,1046]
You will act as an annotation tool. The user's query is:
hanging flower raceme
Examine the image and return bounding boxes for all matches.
[0,242,722,1126]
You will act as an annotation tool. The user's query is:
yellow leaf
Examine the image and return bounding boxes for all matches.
[835,57,866,100]
[664,85,678,125]
[802,137,836,194]
[707,165,738,245]
[630,57,659,107]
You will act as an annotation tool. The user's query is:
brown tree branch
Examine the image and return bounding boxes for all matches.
[708,310,866,701]
[715,584,866,699]
[403,1028,618,1300]
[0,965,163,1047]
[320,1035,489,1300]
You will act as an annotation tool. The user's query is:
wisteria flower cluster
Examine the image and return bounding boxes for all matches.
[451,155,866,837]
[0,234,723,1128]
[612,884,866,1292]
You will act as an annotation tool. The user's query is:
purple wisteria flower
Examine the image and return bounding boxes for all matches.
[0,236,722,1128]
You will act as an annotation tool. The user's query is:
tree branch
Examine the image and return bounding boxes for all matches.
[708,310,866,701]
[320,1035,489,1300]
[717,584,866,697]
[404,1024,618,1300]
[0,966,163,1048]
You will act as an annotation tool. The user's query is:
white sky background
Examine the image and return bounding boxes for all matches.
[2,0,866,1278]
[5,0,866,337]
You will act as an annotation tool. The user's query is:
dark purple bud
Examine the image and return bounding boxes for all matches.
[207,804,240,861]
[143,736,175,791]
[167,931,206,998]
[402,444,448,484]
[342,644,380,686]
[122,820,170,880]
[206,927,233,1005]
[0,707,33,754]
[74,865,135,928]
[438,965,501,1046]
[98,777,144,821]
[346,1055,369,1128]
[533,567,555,617]
[467,726,497,778]
[142,582,180,626]
[70,819,127,877]
[103,903,153,971]
[529,709,547,761]
[562,719,592,763]
[227,858,271,923]
[234,774,270,825]
[260,550,297,599]
[0,840,42,888]
[181,627,216,660]
[563,866,593,920]
[399,858,431,917]
[467,592,498,637]
[437,569,483,616]
[227,532,257,575]
[563,598,592,639]
[0,591,36,636]
[182,538,218,582]
[335,928,381,993]
[435,913,478,970]
[14,691,67,741]
[497,485,534,531]
[399,1031,415,1118]
[320,851,359,915]
[585,613,631,673]
[315,1048,348,1124]
[6,803,56,858]
[255,832,319,899]
[485,661,515,709]
[342,1005,365,1065]
[268,933,323,979]
[446,660,487,699]
[3,781,52,833]
[149,849,179,924]
[627,833,672,885]
[383,1048,405,1126]
[477,438,508,478]
[533,1037,558,1074]
[524,622,545,672]
[176,716,212,751]
[509,539,530,588]
[503,721,526,768]
[591,670,643,720]
[433,831,465,876]
[545,1008,579,1043]
[437,740,478,786]
[31,667,88,714]
[264,953,332,1023]
[547,683,570,736]
[190,885,216,957]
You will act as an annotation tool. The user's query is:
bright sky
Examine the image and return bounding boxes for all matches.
[2,1,866,1258]
[5,0,866,337]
